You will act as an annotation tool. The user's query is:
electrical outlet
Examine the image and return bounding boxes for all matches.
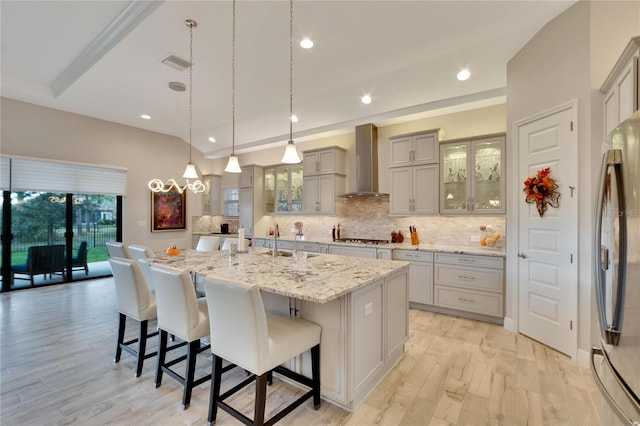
[364,302,373,316]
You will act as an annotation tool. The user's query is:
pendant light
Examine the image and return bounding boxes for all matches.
[281,0,301,164]
[149,19,206,193]
[224,0,242,173]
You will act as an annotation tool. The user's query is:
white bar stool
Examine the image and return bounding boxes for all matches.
[128,244,154,261]
[150,264,212,409]
[196,236,223,252]
[109,257,158,377]
[106,241,131,259]
[204,278,321,425]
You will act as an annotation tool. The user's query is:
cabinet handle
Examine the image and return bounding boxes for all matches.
[315,162,319,172]
[458,297,475,304]
[458,275,476,280]
[458,258,475,263]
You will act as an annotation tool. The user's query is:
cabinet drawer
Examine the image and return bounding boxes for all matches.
[434,286,503,317]
[434,252,503,269]
[393,250,433,263]
[434,264,503,293]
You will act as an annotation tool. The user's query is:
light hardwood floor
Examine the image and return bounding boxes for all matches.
[0,278,601,425]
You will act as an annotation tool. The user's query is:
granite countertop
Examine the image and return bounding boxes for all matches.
[252,237,506,257]
[152,248,409,304]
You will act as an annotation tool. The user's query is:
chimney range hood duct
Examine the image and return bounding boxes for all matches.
[340,124,388,198]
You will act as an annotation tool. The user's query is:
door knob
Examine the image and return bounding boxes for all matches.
[517,252,528,259]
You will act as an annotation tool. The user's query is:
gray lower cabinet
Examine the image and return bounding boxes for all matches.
[260,268,408,410]
[392,250,433,305]
[433,252,504,322]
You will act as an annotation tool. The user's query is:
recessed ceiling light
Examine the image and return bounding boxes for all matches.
[208,137,216,143]
[300,38,314,49]
[361,95,372,104]
[290,114,298,123]
[457,69,471,81]
[141,114,151,120]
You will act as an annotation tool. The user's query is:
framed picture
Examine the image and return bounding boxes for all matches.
[151,188,186,232]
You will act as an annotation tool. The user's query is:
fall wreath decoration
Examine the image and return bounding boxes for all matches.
[523,167,560,217]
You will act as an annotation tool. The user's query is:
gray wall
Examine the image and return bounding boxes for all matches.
[506,0,640,363]
[1,97,210,250]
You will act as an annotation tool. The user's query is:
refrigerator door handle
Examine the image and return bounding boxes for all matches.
[594,149,627,345]
[591,347,640,426]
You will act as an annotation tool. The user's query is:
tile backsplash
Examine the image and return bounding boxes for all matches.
[192,215,239,234]
[192,196,505,247]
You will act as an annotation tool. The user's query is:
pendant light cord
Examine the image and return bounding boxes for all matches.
[187,19,195,163]
[289,0,293,142]
[231,0,236,156]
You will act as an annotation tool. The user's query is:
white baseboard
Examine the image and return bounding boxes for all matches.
[577,348,590,368]
[503,316,514,332]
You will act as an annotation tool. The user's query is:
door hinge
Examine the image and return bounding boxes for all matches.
[570,320,573,330]
[570,121,574,131]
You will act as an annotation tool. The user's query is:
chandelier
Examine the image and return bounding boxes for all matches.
[149,19,206,193]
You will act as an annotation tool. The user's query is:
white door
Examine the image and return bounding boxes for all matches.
[516,104,578,357]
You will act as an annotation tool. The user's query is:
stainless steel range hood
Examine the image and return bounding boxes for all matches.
[340,124,388,198]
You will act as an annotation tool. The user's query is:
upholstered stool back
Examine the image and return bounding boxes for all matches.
[220,238,251,252]
[128,245,154,261]
[109,257,156,321]
[106,242,131,259]
[150,264,209,343]
[195,236,222,252]
[136,258,155,292]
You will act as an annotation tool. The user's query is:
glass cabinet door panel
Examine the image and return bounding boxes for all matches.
[264,167,275,213]
[473,140,502,211]
[442,144,468,211]
[289,165,303,213]
[275,167,290,213]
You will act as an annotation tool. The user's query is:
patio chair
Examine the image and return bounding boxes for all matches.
[71,241,89,275]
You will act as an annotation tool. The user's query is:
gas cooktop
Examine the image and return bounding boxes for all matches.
[334,238,389,245]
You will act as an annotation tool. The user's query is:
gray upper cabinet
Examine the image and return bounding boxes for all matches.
[440,134,505,215]
[389,129,442,215]
[601,36,640,142]
[302,147,346,215]
[303,146,346,176]
[202,174,222,216]
[389,129,442,167]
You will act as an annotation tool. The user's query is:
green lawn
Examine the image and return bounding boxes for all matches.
[9,246,109,265]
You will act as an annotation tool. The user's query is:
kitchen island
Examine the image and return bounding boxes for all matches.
[152,248,409,411]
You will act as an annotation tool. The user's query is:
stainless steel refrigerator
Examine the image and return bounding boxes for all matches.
[593,110,640,425]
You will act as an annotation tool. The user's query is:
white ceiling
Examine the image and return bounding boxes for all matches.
[1,0,576,159]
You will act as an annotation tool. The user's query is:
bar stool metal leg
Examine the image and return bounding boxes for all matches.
[114,313,126,363]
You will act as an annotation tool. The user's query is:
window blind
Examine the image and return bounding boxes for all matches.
[0,156,127,195]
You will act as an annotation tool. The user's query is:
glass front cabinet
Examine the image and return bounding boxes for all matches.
[440,134,505,214]
[264,164,303,214]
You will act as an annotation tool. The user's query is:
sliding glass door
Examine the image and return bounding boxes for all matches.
[2,192,119,291]
[10,191,67,289]
[1,155,127,291]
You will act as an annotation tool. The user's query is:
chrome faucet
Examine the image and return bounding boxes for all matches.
[272,224,279,259]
